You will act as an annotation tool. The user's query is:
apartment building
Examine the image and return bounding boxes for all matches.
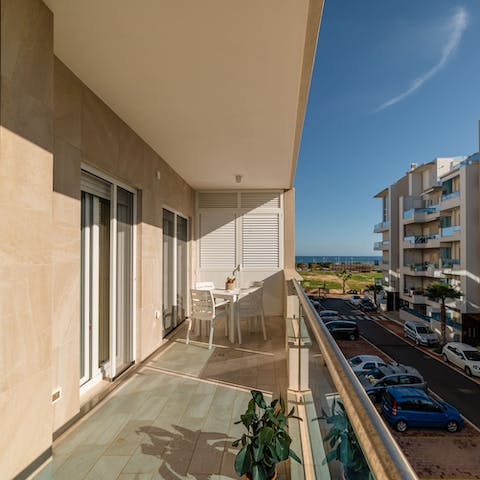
[374,154,480,344]
[373,177,408,310]
[0,1,325,478]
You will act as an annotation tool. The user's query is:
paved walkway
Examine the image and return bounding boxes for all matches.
[52,316,289,480]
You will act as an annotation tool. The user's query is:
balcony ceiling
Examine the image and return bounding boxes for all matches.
[44,0,323,189]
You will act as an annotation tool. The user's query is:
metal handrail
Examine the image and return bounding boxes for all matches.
[292,280,418,480]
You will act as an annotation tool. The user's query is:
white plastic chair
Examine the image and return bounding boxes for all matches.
[196,281,215,290]
[237,287,267,343]
[187,289,229,349]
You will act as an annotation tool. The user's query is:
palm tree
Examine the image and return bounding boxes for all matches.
[366,284,383,307]
[335,269,352,295]
[425,283,462,345]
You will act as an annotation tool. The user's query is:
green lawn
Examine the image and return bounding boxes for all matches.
[298,269,382,292]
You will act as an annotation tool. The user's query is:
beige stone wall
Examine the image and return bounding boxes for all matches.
[0,0,54,478]
[1,0,195,474]
[52,57,195,431]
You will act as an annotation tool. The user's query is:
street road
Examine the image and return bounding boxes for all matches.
[319,297,480,428]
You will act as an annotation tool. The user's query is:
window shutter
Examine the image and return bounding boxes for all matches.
[240,192,280,209]
[198,192,238,209]
[199,213,236,268]
[242,213,280,268]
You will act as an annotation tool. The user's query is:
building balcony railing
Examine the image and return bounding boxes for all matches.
[441,190,460,202]
[440,225,461,237]
[374,220,390,233]
[403,263,443,278]
[403,234,440,248]
[291,280,417,480]
[374,240,390,251]
[403,288,427,304]
[402,205,439,222]
[441,258,461,272]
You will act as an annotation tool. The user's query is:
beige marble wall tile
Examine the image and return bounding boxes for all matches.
[0,205,51,266]
[0,126,53,214]
[52,338,80,431]
[0,367,52,480]
[1,77,53,152]
[54,58,82,149]
[1,0,53,107]
[82,87,119,170]
[118,120,144,186]
[0,265,52,393]
[52,262,80,348]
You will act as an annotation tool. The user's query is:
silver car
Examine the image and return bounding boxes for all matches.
[348,354,389,374]
[403,320,438,346]
[358,364,427,402]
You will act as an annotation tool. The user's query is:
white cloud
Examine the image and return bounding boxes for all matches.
[376,6,468,112]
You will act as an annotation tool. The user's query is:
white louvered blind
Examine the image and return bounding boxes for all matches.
[242,214,280,268]
[240,192,280,209]
[198,192,238,209]
[199,213,236,268]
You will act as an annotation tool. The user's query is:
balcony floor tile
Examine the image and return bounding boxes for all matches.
[52,316,286,480]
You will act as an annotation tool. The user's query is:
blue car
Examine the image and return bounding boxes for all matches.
[381,387,463,433]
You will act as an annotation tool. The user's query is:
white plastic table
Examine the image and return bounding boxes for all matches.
[212,286,260,343]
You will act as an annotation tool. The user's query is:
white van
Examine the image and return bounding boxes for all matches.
[404,320,439,346]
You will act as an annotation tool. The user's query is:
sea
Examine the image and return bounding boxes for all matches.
[296,255,381,264]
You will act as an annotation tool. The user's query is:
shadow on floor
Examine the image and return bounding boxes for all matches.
[138,425,236,479]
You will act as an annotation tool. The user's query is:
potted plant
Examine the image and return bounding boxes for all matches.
[226,276,236,290]
[232,390,302,479]
[316,398,372,480]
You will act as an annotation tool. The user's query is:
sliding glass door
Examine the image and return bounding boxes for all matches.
[162,209,189,337]
[80,172,135,390]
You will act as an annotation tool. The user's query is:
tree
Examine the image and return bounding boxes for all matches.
[335,269,352,295]
[365,284,383,306]
[425,283,462,345]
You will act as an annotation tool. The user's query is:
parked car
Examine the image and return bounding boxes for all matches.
[381,387,463,433]
[359,298,376,312]
[403,320,439,346]
[349,295,362,307]
[442,342,480,377]
[318,310,340,322]
[325,320,359,340]
[307,295,321,309]
[347,289,358,294]
[358,364,426,402]
[348,354,389,374]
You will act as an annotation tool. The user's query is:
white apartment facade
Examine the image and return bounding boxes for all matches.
[373,177,409,310]
[374,154,480,344]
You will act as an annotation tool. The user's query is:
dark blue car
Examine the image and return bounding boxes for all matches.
[381,387,463,433]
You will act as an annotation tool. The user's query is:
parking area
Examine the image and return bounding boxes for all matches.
[337,337,480,479]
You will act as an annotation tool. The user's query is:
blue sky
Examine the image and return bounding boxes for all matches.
[295,1,480,256]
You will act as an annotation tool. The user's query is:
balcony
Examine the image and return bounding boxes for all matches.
[440,225,461,242]
[441,258,461,273]
[374,220,390,233]
[402,205,439,224]
[440,191,460,211]
[402,234,440,249]
[402,288,427,304]
[51,280,417,480]
[403,263,443,278]
[374,240,390,251]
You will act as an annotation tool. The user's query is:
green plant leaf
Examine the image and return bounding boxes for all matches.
[251,390,267,409]
[289,448,302,464]
[232,439,240,448]
[235,445,253,476]
[275,436,290,461]
[259,426,275,445]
